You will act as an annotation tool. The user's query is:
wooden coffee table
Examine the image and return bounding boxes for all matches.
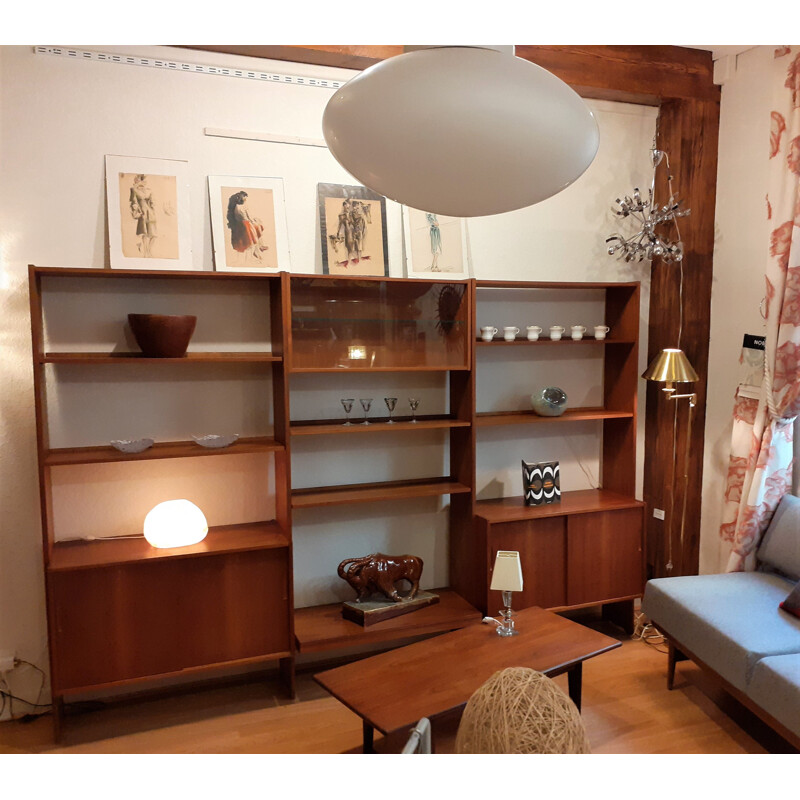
[314,605,621,752]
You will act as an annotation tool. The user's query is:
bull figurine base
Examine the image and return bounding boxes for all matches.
[341,590,440,627]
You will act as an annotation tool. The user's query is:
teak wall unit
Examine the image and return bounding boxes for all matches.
[29,267,644,734]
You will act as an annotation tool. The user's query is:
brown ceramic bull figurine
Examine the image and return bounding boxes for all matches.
[337,553,423,603]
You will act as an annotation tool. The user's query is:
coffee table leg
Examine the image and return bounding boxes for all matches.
[567,663,583,712]
[363,720,375,753]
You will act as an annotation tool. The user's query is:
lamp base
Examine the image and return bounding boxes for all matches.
[495,596,519,636]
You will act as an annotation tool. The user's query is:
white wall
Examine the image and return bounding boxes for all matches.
[699,46,772,573]
[0,45,656,709]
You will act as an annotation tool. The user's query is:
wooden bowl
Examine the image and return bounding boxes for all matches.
[128,314,197,358]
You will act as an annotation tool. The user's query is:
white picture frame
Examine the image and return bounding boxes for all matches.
[209,176,291,273]
[105,155,193,270]
[403,206,470,279]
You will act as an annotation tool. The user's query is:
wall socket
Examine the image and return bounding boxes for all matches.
[0,651,15,673]
[653,508,665,521]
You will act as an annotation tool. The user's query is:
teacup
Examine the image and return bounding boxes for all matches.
[571,325,586,341]
[480,326,498,342]
[526,325,542,341]
[594,325,610,340]
[549,325,565,341]
[503,326,520,342]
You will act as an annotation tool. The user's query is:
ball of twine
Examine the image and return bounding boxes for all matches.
[455,667,591,754]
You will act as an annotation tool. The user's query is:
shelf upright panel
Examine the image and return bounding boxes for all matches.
[273,270,295,698]
[28,265,64,738]
[448,278,482,612]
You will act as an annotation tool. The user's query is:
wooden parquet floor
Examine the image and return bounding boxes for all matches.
[0,618,796,755]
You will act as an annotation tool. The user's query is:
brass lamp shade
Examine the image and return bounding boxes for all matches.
[642,348,699,383]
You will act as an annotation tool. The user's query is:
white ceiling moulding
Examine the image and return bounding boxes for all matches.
[33,46,346,90]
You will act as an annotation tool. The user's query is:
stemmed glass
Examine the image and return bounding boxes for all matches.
[360,398,373,425]
[341,398,354,426]
[385,397,398,424]
[408,398,420,423]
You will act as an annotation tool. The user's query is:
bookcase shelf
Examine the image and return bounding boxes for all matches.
[45,436,284,466]
[475,337,634,346]
[41,351,281,364]
[294,588,481,653]
[290,416,470,436]
[48,521,290,571]
[475,408,634,427]
[291,477,471,509]
[475,489,644,523]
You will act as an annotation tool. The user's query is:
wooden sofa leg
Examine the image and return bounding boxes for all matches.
[667,640,688,690]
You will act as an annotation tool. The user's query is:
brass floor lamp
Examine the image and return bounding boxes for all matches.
[642,348,699,574]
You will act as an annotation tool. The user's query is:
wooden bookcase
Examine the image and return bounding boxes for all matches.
[452,280,645,632]
[29,268,644,734]
[285,274,480,652]
[29,266,295,738]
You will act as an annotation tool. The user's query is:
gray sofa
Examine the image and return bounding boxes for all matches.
[642,493,800,749]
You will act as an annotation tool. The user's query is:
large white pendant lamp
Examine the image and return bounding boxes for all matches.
[322,46,600,218]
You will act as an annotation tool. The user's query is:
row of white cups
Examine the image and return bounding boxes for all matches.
[480,324,611,342]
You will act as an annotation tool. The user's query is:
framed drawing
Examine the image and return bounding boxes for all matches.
[208,176,291,273]
[403,207,470,279]
[318,183,389,276]
[105,155,192,270]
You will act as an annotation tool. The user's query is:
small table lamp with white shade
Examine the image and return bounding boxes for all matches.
[484,550,524,637]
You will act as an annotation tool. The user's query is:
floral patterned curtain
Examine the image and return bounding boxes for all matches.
[718,46,800,572]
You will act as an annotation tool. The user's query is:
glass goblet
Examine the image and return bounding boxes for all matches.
[360,398,373,425]
[385,397,398,423]
[408,397,420,423]
[341,398,354,426]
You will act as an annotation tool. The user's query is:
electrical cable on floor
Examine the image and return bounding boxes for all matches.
[0,660,51,719]
[0,690,51,710]
[632,612,669,653]
[15,659,46,711]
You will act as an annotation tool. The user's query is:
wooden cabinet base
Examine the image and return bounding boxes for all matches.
[473,493,645,622]
[49,549,292,693]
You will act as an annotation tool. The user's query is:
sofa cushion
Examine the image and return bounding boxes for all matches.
[780,581,800,619]
[747,654,800,738]
[757,494,800,581]
[642,572,800,692]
